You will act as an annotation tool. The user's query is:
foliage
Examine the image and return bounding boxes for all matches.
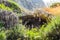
[21,9,53,29]
[50,2,60,8]
[0,21,4,28]
[0,3,12,11]
[0,16,60,40]
[0,0,60,40]
[0,0,21,13]
[7,0,21,13]
[0,30,6,40]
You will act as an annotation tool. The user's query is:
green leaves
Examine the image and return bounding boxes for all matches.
[0,31,6,40]
[0,4,12,11]
[0,21,4,28]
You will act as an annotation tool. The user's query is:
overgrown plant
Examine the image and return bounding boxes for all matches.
[0,0,21,13]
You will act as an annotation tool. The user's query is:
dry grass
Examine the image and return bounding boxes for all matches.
[44,6,60,16]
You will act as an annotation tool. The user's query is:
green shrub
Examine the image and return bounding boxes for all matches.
[0,30,6,40]
[6,16,60,40]
[0,3,12,11]
[45,16,60,40]
[0,0,60,40]
[6,24,26,40]
[0,21,4,28]
[0,0,21,13]
[0,16,60,40]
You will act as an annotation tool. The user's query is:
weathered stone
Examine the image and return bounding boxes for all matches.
[0,9,19,29]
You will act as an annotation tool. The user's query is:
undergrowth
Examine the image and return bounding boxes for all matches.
[0,0,60,40]
[0,16,60,40]
[0,0,21,13]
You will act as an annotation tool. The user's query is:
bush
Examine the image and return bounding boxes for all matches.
[6,16,60,40]
[0,16,60,40]
[0,0,21,13]
[0,30,6,40]
[0,0,60,40]
[50,2,60,8]
[21,9,53,29]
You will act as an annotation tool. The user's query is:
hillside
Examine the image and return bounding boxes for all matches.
[0,0,60,40]
[44,6,60,16]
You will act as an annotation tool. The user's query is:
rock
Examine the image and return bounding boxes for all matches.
[0,9,19,29]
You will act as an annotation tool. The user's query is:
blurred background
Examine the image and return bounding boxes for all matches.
[13,0,60,10]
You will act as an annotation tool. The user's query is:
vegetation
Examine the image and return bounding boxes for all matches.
[0,16,60,40]
[50,2,60,8]
[21,9,53,29]
[0,0,21,13]
[0,0,60,40]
